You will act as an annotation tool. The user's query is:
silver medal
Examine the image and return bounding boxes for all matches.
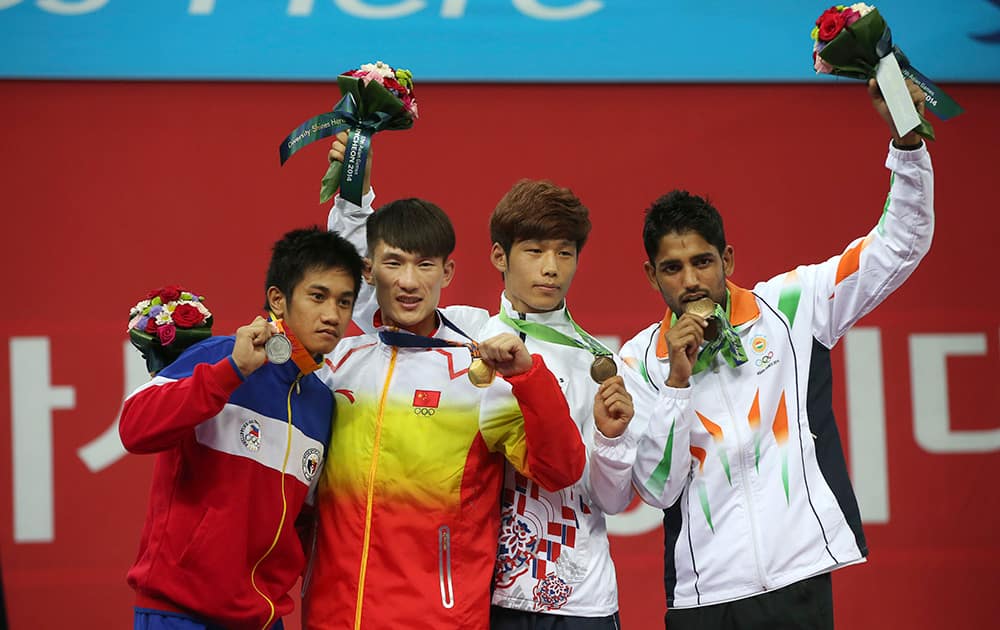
[265,333,293,364]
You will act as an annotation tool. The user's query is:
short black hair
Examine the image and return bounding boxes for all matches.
[264,226,363,310]
[367,198,455,260]
[642,190,727,263]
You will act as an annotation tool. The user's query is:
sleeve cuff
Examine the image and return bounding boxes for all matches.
[333,187,376,215]
[886,139,930,166]
[593,426,637,449]
[662,384,692,399]
[503,353,545,385]
[221,356,247,386]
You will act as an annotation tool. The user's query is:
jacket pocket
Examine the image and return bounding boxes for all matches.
[438,525,455,609]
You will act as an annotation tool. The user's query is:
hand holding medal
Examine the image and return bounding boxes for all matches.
[671,297,749,378]
[498,307,617,384]
[593,376,635,439]
[231,316,278,378]
[476,333,535,383]
[685,297,720,341]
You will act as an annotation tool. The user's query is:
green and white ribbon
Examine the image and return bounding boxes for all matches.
[498,307,612,360]
[669,295,748,374]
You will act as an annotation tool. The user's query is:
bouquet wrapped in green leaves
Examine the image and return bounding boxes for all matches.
[279,61,418,204]
[811,3,963,140]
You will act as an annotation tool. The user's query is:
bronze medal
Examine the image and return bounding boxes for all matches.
[467,357,496,388]
[687,297,720,341]
[589,355,618,383]
[264,333,293,364]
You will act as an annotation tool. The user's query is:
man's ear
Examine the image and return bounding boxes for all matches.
[441,258,456,289]
[722,245,735,278]
[490,243,508,274]
[267,286,287,319]
[362,257,374,285]
[643,261,659,292]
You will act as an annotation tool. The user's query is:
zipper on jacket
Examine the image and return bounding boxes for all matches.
[250,372,302,630]
[714,361,771,591]
[354,348,397,630]
[438,525,455,609]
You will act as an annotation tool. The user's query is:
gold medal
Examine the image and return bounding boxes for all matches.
[589,355,618,383]
[687,297,720,341]
[264,333,293,364]
[467,357,495,388]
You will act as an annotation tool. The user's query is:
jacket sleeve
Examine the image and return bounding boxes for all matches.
[479,354,586,492]
[118,341,244,454]
[781,142,934,348]
[588,426,638,515]
[327,189,378,334]
[627,385,694,509]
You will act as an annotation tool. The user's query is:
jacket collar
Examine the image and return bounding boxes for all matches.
[499,292,572,327]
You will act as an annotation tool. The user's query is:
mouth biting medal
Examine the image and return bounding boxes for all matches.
[265,333,293,364]
[467,356,496,388]
[687,297,720,341]
[589,355,618,383]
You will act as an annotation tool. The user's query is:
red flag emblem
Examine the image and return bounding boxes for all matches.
[413,389,441,408]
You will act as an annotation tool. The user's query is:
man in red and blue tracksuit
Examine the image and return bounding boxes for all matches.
[120,227,363,630]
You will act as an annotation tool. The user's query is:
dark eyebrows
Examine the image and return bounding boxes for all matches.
[657,252,717,270]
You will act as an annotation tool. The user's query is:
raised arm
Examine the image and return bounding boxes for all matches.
[327,132,378,332]
[787,81,935,348]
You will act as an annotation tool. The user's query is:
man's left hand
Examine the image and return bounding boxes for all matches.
[594,375,635,439]
[869,78,926,147]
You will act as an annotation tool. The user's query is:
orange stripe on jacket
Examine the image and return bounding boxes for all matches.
[834,235,873,287]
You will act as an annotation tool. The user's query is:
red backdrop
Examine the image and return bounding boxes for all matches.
[1,81,998,629]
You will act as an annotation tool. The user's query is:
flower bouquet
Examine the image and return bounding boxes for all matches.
[127,285,213,374]
[279,61,418,205]
[811,3,963,140]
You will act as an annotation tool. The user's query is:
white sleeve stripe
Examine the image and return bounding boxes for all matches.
[194,403,325,488]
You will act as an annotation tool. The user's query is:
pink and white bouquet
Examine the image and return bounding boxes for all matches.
[280,60,418,204]
[128,285,213,373]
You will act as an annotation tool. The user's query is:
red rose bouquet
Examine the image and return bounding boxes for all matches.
[127,285,213,374]
[810,3,963,140]
[279,61,418,205]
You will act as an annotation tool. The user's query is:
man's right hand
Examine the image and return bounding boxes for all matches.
[665,313,707,388]
[328,131,373,197]
[231,316,275,378]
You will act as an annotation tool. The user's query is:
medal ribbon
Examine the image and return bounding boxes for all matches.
[668,296,748,374]
[498,307,611,359]
[269,313,322,375]
[376,312,481,358]
[690,304,749,374]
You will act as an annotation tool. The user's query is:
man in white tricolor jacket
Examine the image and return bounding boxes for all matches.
[589,80,935,628]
